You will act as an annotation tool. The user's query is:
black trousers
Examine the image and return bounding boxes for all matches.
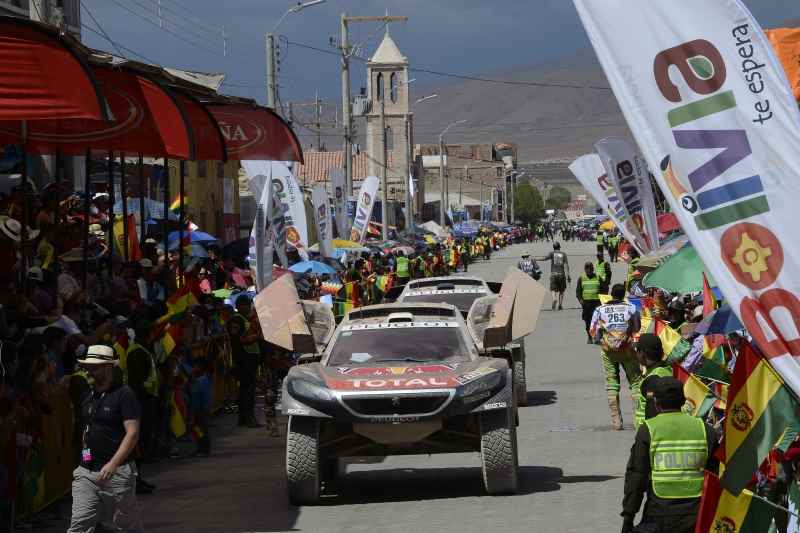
[581,300,601,335]
[237,372,256,423]
[636,514,695,533]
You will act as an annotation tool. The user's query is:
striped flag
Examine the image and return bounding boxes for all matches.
[641,316,692,363]
[719,341,796,495]
[696,471,773,533]
[674,365,716,418]
[702,272,717,317]
[374,275,393,293]
[695,334,730,383]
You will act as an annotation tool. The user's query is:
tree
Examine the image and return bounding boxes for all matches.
[546,186,571,210]
[514,182,544,224]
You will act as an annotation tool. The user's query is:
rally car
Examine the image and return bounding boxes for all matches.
[396,274,540,406]
[254,270,542,505]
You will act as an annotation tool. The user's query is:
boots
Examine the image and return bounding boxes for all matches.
[608,395,623,430]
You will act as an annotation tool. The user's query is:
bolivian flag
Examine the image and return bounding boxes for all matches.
[696,471,773,533]
[640,317,692,363]
[343,281,360,308]
[170,194,186,212]
[719,341,796,495]
[674,365,716,418]
[374,274,393,293]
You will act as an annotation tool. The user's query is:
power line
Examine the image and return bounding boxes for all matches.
[80,1,125,58]
[81,23,159,64]
[284,39,612,91]
[105,0,222,56]
[144,0,221,35]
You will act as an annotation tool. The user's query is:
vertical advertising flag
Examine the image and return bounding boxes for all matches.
[574,0,800,397]
[569,153,646,254]
[350,176,379,244]
[330,168,348,239]
[271,163,309,260]
[312,184,333,258]
[595,137,661,252]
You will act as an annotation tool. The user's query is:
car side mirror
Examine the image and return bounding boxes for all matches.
[298,353,322,365]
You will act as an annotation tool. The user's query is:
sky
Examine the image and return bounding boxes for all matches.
[82,0,796,108]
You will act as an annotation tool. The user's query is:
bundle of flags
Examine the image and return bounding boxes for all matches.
[694,334,730,382]
[152,277,203,356]
[716,341,796,495]
[696,472,773,533]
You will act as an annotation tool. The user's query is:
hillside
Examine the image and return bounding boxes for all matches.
[408,49,632,162]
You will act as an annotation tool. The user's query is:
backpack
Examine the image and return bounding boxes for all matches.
[601,329,631,352]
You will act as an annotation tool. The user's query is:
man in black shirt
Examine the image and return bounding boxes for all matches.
[68,345,143,533]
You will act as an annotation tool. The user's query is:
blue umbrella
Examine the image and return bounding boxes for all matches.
[166,241,208,258]
[694,304,743,335]
[168,230,218,243]
[289,260,337,275]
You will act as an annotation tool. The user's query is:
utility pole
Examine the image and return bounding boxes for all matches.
[340,13,408,199]
[461,165,467,207]
[315,89,322,150]
[439,137,446,227]
[479,180,485,222]
[380,94,388,239]
[405,114,413,234]
[510,172,516,224]
[266,33,277,109]
[340,13,353,197]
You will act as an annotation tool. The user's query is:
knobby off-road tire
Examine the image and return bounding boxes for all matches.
[286,416,321,505]
[479,406,519,495]
[513,360,528,407]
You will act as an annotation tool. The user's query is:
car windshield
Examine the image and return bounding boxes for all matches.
[402,292,486,312]
[327,323,472,366]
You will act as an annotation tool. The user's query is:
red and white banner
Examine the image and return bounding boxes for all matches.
[574,0,800,395]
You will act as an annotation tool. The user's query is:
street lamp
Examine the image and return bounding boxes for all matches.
[439,119,466,227]
[266,0,327,109]
[405,93,437,234]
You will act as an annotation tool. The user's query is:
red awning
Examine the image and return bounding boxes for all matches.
[207,104,303,162]
[176,92,226,162]
[0,65,194,158]
[0,16,107,121]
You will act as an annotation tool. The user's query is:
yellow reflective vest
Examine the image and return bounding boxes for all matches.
[645,412,709,499]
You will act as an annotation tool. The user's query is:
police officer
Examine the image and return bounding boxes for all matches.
[395,251,410,285]
[595,251,612,294]
[596,229,606,255]
[621,377,717,533]
[576,261,601,344]
[633,333,673,429]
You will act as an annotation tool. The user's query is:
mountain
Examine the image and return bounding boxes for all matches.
[408,49,632,162]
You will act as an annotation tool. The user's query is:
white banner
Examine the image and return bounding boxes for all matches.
[569,154,646,254]
[575,0,800,396]
[350,176,379,244]
[312,184,333,258]
[246,167,275,287]
[595,137,660,252]
[243,161,289,271]
[330,168,348,239]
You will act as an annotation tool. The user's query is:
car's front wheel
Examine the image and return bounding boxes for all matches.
[286,416,321,505]
[479,406,519,495]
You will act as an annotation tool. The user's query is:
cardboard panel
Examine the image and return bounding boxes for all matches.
[254,274,314,352]
[482,268,546,348]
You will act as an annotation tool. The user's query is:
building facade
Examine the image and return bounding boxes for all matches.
[0,0,81,39]
[364,30,412,198]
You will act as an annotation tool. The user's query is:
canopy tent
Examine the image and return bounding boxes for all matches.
[0,16,108,122]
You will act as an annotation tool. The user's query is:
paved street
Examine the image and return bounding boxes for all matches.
[45,239,637,533]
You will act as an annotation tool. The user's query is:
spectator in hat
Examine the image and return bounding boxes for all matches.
[0,217,22,279]
[27,266,54,315]
[68,345,143,533]
[136,258,164,305]
[621,377,718,533]
[633,333,673,429]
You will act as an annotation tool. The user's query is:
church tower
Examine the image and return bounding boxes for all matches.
[365,28,411,200]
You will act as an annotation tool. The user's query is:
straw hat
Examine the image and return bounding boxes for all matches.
[89,223,104,236]
[0,218,39,242]
[139,258,153,268]
[78,345,117,365]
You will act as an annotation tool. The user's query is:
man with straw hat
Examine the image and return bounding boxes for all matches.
[68,345,143,532]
